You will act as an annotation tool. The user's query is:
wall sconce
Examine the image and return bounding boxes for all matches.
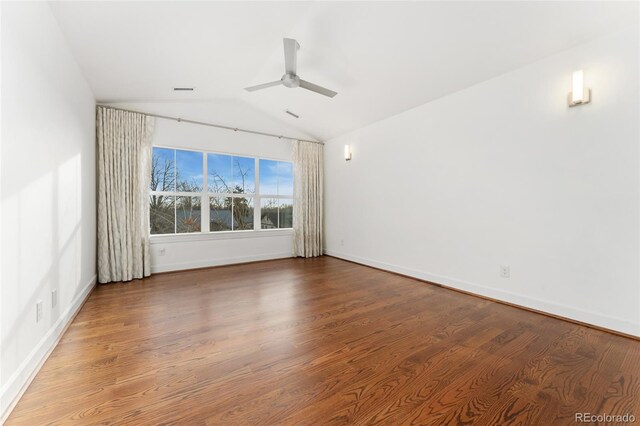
[344,145,352,161]
[568,70,591,107]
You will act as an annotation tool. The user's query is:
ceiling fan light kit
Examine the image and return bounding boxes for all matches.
[245,38,337,98]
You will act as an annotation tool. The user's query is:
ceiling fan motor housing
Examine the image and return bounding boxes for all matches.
[282,73,300,88]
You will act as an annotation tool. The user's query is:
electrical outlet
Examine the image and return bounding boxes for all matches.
[340,239,344,247]
[36,301,43,323]
[52,289,57,308]
[159,248,166,256]
[500,265,510,278]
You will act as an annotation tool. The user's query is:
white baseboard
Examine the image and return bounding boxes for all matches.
[324,249,640,338]
[0,274,97,423]
[151,252,293,274]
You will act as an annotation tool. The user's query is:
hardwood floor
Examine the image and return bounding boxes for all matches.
[6,256,640,425]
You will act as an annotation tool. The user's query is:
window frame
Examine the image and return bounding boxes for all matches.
[258,159,293,230]
[149,145,294,239]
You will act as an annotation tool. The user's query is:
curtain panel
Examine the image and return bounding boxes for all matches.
[293,140,324,257]
[97,106,154,283]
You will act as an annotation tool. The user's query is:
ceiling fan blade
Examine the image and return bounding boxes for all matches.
[283,38,299,75]
[244,80,283,92]
[299,80,337,98]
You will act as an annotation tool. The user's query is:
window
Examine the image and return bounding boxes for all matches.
[150,147,293,235]
[150,148,203,235]
[208,153,255,231]
[259,160,293,229]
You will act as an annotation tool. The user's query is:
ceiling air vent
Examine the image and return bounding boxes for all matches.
[285,110,299,118]
[173,87,194,91]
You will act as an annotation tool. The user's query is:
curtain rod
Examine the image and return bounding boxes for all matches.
[96,104,324,145]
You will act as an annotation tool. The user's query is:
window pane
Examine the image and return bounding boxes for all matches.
[259,159,278,195]
[279,199,293,229]
[150,194,175,234]
[176,196,201,233]
[279,162,293,196]
[260,198,278,229]
[176,150,203,192]
[208,154,232,193]
[233,197,254,230]
[151,147,175,192]
[233,157,255,194]
[210,196,231,231]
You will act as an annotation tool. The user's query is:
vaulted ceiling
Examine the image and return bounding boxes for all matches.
[50,1,637,141]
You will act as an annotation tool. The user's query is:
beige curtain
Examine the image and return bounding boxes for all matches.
[293,140,324,257]
[97,106,154,283]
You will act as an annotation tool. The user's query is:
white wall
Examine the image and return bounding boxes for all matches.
[0,1,4,408]
[105,102,296,273]
[324,27,640,337]
[1,2,96,420]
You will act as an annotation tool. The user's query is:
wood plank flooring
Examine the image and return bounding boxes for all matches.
[6,256,640,425]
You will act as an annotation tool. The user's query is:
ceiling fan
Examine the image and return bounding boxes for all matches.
[245,38,337,98]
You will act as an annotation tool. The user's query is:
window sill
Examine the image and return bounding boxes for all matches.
[150,228,293,244]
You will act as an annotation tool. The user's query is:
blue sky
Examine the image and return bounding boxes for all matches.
[152,148,292,196]
[259,160,292,196]
[208,154,254,193]
[178,150,203,188]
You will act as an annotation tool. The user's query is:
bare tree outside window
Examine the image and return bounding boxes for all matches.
[209,157,254,231]
[150,150,176,234]
[259,159,293,229]
[150,148,203,234]
[150,147,291,234]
